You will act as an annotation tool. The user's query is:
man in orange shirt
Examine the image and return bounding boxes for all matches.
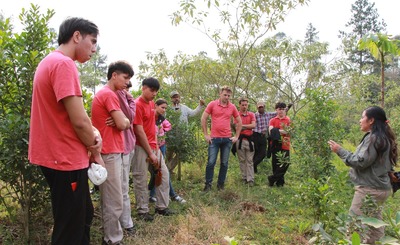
[132,78,173,221]
[234,98,256,186]
[268,102,291,187]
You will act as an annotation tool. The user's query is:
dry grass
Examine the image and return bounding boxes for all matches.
[1,157,358,245]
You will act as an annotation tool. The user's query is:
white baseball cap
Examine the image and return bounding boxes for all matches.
[88,163,108,186]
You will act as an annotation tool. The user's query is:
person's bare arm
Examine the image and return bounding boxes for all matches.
[63,96,104,166]
[201,111,211,144]
[110,110,130,131]
[63,96,97,147]
[133,124,157,165]
[231,115,242,143]
[242,119,255,130]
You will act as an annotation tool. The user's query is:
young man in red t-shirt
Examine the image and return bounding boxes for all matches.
[201,86,242,192]
[234,98,256,186]
[28,17,104,245]
[132,78,172,221]
[91,61,133,244]
[268,102,291,187]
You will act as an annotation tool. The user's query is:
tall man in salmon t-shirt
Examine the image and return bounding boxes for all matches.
[91,61,133,245]
[201,86,242,192]
[28,17,104,245]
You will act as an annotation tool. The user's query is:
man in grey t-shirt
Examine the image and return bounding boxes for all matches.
[170,91,205,123]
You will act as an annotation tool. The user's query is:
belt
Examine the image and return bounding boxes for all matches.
[254,132,266,135]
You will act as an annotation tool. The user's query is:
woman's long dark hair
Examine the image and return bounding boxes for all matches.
[365,106,398,166]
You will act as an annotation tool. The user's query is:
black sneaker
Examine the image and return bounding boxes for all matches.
[203,183,212,192]
[124,226,136,236]
[102,239,124,245]
[155,208,175,216]
[217,184,224,191]
[267,176,274,187]
[138,212,154,222]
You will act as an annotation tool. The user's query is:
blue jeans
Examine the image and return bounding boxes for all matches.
[149,172,177,198]
[205,137,232,186]
[159,144,166,157]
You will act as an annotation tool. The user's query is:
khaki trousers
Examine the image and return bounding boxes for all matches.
[350,185,391,244]
[132,146,169,213]
[99,153,123,244]
[236,139,255,182]
[119,151,134,229]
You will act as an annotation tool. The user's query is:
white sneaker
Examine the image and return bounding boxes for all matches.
[173,195,187,204]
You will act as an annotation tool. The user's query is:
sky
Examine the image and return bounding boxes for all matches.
[1,0,399,87]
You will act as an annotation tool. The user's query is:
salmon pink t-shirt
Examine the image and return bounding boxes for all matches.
[91,86,124,154]
[205,100,239,138]
[28,50,89,171]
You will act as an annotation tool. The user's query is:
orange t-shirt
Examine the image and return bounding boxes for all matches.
[28,50,89,171]
[133,97,157,149]
[236,111,255,136]
[269,116,291,150]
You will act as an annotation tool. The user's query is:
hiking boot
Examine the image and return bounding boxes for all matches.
[138,212,154,222]
[149,196,157,203]
[203,183,212,192]
[172,195,187,204]
[155,208,175,216]
[217,183,225,191]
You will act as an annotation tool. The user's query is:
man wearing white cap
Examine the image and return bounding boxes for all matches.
[170,91,205,123]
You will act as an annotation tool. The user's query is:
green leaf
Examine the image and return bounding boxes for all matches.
[351,232,361,245]
[379,235,399,244]
[395,211,400,225]
[360,217,388,228]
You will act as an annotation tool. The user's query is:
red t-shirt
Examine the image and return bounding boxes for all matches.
[205,100,239,138]
[28,50,89,171]
[269,116,291,150]
[91,86,124,154]
[133,97,157,149]
[236,111,255,136]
